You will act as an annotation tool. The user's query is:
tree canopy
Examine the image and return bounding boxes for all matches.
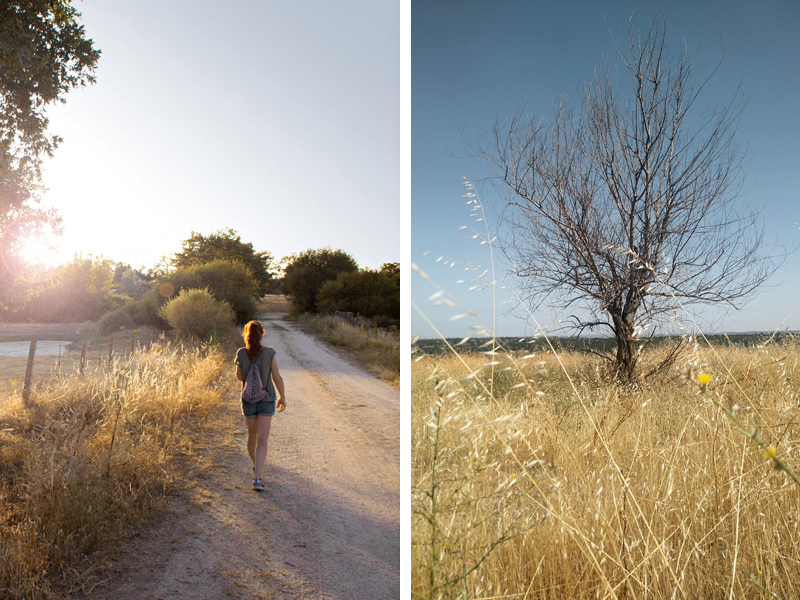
[17,254,121,322]
[0,0,99,311]
[0,0,100,208]
[379,262,400,279]
[282,247,359,314]
[167,258,259,324]
[171,229,273,296]
[316,269,400,321]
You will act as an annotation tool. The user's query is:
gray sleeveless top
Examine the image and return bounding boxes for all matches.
[235,346,277,402]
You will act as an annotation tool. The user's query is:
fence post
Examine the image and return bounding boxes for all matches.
[130,336,135,354]
[79,342,87,375]
[23,340,36,404]
[108,338,114,364]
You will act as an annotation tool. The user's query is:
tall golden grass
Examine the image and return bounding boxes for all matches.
[300,314,399,384]
[0,336,231,599]
[411,338,800,599]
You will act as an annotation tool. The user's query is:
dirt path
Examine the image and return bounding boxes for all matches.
[74,314,400,599]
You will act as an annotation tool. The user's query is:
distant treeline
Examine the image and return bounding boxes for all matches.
[414,332,799,356]
[1,229,399,334]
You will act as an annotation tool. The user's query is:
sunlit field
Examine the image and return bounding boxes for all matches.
[411,337,800,599]
[0,334,233,598]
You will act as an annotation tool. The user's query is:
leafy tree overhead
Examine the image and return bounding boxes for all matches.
[0,0,100,311]
[172,228,273,296]
[0,0,100,208]
[477,16,779,382]
[282,247,359,314]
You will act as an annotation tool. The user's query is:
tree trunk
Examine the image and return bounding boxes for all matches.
[611,310,636,383]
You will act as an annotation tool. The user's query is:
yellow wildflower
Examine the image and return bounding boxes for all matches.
[697,372,713,385]
[763,446,777,460]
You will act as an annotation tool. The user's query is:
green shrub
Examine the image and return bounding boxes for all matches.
[167,259,259,324]
[98,305,137,334]
[98,288,169,334]
[157,288,235,340]
[282,247,359,314]
[316,269,400,320]
[215,285,258,324]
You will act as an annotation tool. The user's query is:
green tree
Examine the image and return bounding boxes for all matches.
[282,247,359,314]
[0,0,100,311]
[172,228,273,296]
[167,258,260,324]
[100,250,264,334]
[316,269,400,320]
[18,255,121,322]
[379,262,400,279]
[112,263,150,299]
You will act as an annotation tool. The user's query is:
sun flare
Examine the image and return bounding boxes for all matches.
[19,233,66,268]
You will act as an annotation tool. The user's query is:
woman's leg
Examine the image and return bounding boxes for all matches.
[245,416,259,468]
[254,414,273,479]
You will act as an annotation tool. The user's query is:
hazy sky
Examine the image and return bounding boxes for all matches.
[412,0,800,338]
[33,0,399,271]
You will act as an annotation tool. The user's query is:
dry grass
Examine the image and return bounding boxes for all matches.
[300,315,399,384]
[411,337,800,599]
[257,294,292,313]
[0,326,166,395]
[0,334,233,599]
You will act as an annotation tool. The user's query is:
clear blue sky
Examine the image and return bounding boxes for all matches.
[412,0,800,339]
[33,0,399,271]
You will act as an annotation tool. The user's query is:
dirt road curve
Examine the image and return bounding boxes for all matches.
[77,314,399,599]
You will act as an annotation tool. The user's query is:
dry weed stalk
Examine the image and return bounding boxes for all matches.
[412,378,538,600]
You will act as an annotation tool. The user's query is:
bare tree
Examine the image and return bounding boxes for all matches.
[477,16,780,381]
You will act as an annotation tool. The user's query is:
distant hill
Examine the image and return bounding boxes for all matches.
[413,332,798,356]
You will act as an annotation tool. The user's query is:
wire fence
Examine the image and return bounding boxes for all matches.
[0,334,159,399]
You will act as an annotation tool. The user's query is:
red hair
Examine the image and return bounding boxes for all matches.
[243,321,265,361]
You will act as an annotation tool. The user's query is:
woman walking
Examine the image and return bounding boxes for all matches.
[235,320,286,491]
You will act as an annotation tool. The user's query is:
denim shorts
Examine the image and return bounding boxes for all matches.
[242,399,276,418]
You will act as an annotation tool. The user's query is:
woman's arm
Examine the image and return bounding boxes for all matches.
[271,356,286,412]
[234,349,244,381]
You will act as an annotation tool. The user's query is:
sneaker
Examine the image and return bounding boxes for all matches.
[253,478,265,491]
